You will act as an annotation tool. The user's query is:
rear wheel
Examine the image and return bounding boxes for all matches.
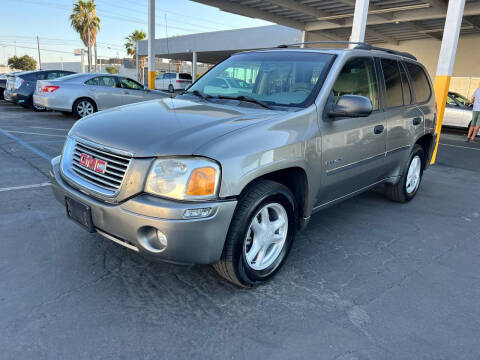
[213,179,297,287]
[385,144,425,203]
[73,98,96,118]
[168,84,174,93]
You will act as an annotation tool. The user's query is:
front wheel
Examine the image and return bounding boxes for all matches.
[385,144,425,203]
[213,179,297,287]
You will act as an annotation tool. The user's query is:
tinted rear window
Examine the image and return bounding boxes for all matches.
[179,73,192,80]
[381,59,403,108]
[405,62,431,103]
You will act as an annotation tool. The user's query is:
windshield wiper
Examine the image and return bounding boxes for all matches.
[216,95,273,110]
[186,90,212,101]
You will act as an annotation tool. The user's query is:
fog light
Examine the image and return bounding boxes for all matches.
[137,226,168,253]
[183,207,213,218]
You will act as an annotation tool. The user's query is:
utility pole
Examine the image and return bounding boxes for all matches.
[37,36,42,70]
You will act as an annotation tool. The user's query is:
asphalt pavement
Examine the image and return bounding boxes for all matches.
[1,101,479,360]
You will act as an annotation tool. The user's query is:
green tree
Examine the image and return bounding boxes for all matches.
[8,55,37,70]
[125,29,146,82]
[70,0,100,72]
[105,66,119,74]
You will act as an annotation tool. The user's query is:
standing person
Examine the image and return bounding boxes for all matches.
[467,87,480,142]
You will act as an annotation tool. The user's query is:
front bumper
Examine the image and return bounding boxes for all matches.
[50,156,237,265]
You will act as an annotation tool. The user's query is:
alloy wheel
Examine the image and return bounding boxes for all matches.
[406,155,421,194]
[77,101,94,117]
[243,202,288,271]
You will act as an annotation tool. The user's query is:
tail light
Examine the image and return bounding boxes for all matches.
[42,85,59,93]
[13,77,24,89]
[176,79,185,83]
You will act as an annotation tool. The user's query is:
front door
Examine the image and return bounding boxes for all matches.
[318,57,387,205]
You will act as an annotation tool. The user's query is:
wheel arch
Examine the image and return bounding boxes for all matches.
[238,167,309,230]
[415,133,434,170]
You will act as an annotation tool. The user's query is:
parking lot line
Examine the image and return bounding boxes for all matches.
[0,128,52,160]
[440,143,480,151]
[4,130,66,138]
[30,126,70,131]
[0,182,51,192]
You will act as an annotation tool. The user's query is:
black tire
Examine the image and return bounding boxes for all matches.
[385,144,425,203]
[32,103,46,112]
[73,98,96,118]
[168,84,174,93]
[59,111,72,116]
[213,179,298,287]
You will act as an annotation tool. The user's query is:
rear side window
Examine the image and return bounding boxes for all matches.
[179,73,192,80]
[380,59,403,108]
[85,76,117,87]
[333,57,379,110]
[405,63,431,103]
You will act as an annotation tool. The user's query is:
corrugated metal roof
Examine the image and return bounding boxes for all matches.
[192,0,480,45]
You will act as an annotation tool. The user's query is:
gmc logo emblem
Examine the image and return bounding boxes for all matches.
[79,153,107,174]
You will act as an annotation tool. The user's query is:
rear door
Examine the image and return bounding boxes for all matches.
[318,56,387,204]
[84,76,124,110]
[381,59,424,173]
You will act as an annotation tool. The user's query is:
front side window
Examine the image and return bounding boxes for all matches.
[85,76,117,87]
[381,59,403,108]
[187,51,333,107]
[333,57,379,110]
[405,62,431,103]
[120,78,143,90]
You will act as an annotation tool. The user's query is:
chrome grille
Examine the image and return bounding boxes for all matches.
[71,141,131,193]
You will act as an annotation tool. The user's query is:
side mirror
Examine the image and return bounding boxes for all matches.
[328,95,373,118]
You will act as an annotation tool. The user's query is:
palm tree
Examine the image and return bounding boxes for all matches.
[70,0,100,72]
[125,30,146,81]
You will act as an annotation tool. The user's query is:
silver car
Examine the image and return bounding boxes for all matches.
[50,45,436,287]
[443,91,479,135]
[33,73,169,118]
[155,72,192,92]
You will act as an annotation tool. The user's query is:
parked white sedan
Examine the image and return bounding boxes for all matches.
[33,73,169,118]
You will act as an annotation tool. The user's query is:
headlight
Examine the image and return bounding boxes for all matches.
[145,157,220,200]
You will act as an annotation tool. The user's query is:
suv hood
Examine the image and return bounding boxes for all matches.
[70,97,282,157]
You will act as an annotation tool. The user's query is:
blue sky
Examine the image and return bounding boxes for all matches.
[0,0,272,64]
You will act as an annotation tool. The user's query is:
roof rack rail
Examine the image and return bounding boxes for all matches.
[277,40,367,48]
[354,43,417,60]
[276,41,417,61]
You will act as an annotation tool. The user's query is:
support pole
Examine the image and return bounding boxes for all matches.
[300,30,306,48]
[136,45,139,82]
[148,0,155,89]
[430,0,466,164]
[192,51,197,82]
[349,0,370,48]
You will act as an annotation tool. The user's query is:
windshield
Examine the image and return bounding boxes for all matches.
[187,51,334,107]
[53,73,83,81]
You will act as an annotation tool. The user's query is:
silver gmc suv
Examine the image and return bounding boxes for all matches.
[50,43,436,287]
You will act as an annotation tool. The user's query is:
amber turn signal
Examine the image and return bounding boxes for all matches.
[186,167,217,196]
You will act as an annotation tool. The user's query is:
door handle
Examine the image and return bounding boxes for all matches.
[374,125,384,134]
[413,117,422,125]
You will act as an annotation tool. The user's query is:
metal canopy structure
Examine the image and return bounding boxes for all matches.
[192,0,480,45]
